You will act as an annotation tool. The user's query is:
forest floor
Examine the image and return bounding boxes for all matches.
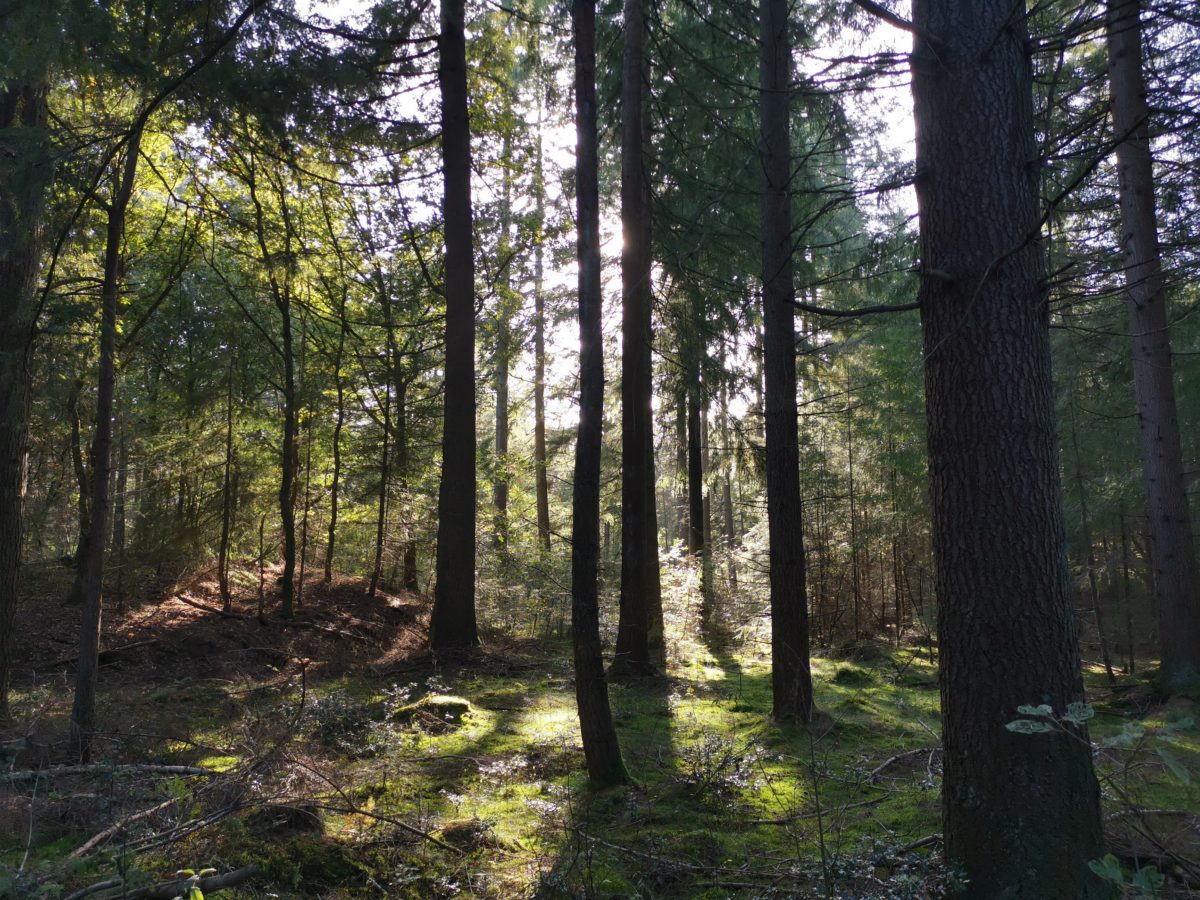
[2,563,1199,898]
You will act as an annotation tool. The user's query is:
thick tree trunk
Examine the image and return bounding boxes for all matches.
[0,78,53,720]
[1107,0,1200,691]
[430,0,479,651]
[758,0,813,723]
[910,1,1105,893]
[614,0,664,676]
[71,121,143,760]
[572,0,629,785]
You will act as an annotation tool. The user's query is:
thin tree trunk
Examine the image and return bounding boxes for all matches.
[1120,508,1136,675]
[493,128,513,550]
[370,381,391,600]
[67,381,90,606]
[1107,0,1200,691]
[297,418,313,606]
[218,358,235,613]
[572,0,629,786]
[111,422,128,608]
[430,0,479,651]
[533,112,552,554]
[910,0,1105,891]
[759,0,813,723]
[324,317,346,583]
[71,121,143,761]
[614,0,664,675]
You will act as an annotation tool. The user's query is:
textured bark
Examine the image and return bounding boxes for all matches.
[71,122,143,760]
[614,0,664,676]
[910,1,1106,893]
[0,78,52,720]
[1107,0,1200,691]
[758,0,813,723]
[430,0,479,650]
[571,0,629,786]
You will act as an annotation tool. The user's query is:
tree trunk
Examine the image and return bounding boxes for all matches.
[910,0,1105,892]
[71,121,143,761]
[218,358,235,613]
[67,381,90,606]
[111,421,128,608]
[430,0,479,651]
[370,381,391,600]
[533,115,552,554]
[614,0,664,676]
[1107,0,1200,691]
[759,0,813,723]
[324,317,346,583]
[0,78,53,721]
[493,128,513,550]
[572,0,629,785]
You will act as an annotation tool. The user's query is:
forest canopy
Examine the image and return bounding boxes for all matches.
[2,0,1200,897]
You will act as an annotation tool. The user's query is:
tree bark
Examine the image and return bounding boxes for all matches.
[430,0,479,651]
[759,0,814,723]
[324,314,346,583]
[493,128,514,550]
[571,0,629,785]
[0,78,53,721]
[71,121,144,760]
[910,0,1106,892]
[614,0,664,676]
[1107,0,1200,691]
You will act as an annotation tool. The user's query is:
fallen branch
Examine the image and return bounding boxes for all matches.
[6,764,215,784]
[751,794,886,825]
[70,796,180,858]
[63,863,261,900]
[174,593,244,618]
[41,639,159,670]
[868,747,938,783]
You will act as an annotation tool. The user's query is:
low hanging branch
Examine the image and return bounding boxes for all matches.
[791,297,921,318]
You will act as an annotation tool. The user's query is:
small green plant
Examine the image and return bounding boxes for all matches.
[1088,853,1165,899]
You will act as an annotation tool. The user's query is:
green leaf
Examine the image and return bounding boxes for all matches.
[1131,865,1164,893]
[1063,702,1094,724]
[1156,746,1192,784]
[1006,719,1056,734]
[1087,853,1126,884]
[1016,704,1054,718]
[187,887,204,900]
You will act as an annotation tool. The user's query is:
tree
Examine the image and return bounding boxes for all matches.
[909,0,1106,892]
[613,0,665,676]
[1107,0,1200,691]
[0,68,54,722]
[758,0,813,723]
[570,0,629,786]
[430,0,479,651]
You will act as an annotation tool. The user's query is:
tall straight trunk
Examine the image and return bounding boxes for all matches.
[71,121,143,760]
[431,0,479,650]
[571,0,628,786]
[0,78,52,719]
[1120,508,1136,674]
[393,376,417,593]
[1107,0,1200,691]
[218,358,235,613]
[614,0,664,675]
[758,0,813,723]
[297,418,313,605]
[1069,400,1116,684]
[370,381,391,599]
[846,395,861,639]
[277,284,298,620]
[533,118,552,553]
[111,423,128,607]
[324,317,346,583]
[67,382,90,605]
[910,0,1105,893]
[493,129,513,549]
